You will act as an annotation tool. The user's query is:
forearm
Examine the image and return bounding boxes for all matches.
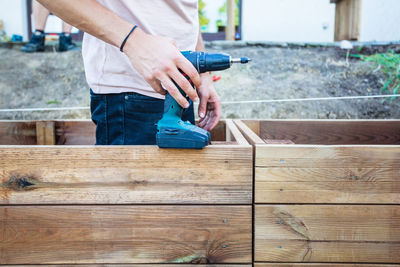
[195,29,206,52]
[37,0,133,48]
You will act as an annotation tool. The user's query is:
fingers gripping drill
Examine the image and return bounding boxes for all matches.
[156,51,250,149]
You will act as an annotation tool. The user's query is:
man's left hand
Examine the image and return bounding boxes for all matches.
[197,73,221,131]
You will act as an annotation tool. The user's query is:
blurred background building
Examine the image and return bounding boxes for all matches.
[0,0,399,43]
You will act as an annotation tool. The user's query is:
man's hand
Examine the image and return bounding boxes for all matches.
[197,73,221,131]
[124,28,201,108]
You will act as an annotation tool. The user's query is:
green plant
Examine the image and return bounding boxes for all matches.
[46,100,62,105]
[351,51,400,100]
[216,0,239,28]
[198,0,210,31]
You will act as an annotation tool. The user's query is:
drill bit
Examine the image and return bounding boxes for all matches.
[231,57,251,64]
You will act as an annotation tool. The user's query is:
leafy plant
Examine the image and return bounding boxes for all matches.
[46,100,62,105]
[217,0,240,28]
[351,51,400,100]
[198,0,210,30]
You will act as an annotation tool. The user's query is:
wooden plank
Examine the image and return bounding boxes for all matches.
[36,121,56,145]
[0,121,36,145]
[256,145,400,168]
[258,120,400,145]
[334,0,362,41]
[0,146,252,204]
[243,120,260,136]
[256,264,398,266]
[6,265,252,267]
[234,120,264,146]
[255,240,400,263]
[255,205,400,262]
[226,119,249,146]
[210,120,226,141]
[0,205,252,264]
[226,0,236,41]
[255,167,400,204]
[55,120,95,145]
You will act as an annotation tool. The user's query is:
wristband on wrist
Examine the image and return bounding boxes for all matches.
[120,25,138,52]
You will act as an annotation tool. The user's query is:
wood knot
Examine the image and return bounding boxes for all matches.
[4,175,39,191]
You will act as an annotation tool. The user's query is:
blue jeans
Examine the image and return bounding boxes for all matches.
[90,90,195,145]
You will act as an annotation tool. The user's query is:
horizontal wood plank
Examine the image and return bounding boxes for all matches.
[256,145,400,168]
[0,205,252,264]
[255,205,400,262]
[255,264,398,266]
[257,120,400,145]
[7,265,252,267]
[255,168,400,204]
[0,146,252,204]
[0,121,36,145]
[55,121,96,145]
[255,239,400,263]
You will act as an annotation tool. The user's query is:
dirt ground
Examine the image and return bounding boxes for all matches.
[0,42,399,120]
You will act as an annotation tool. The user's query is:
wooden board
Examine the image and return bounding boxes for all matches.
[0,121,36,145]
[255,145,400,168]
[255,205,400,262]
[0,205,252,264]
[7,265,252,267]
[334,0,362,41]
[0,146,252,204]
[36,121,56,145]
[257,120,400,145]
[256,264,398,266]
[256,265,398,267]
[55,120,96,145]
[255,167,400,204]
[235,120,264,146]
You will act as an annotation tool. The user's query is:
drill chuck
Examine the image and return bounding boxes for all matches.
[182,51,251,73]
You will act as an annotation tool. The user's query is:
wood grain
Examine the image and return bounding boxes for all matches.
[55,121,96,145]
[334,0,361,41]
[0,146,252,204]
[36,121,56,145]
[0,205,252,264]
[256,264,398,266]
[256,145,400,168]
[7,265,252,267]
[226,120,249,145]
[0,121,36,145]
[255,167,400,203]
[257,120,400,145]
[255,239,400,263]
[255,205,400,262]
[234,120,264,145]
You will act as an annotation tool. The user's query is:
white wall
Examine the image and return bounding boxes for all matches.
[242,0,335,42]
[202,0,226,33]
[360,0,400,42]
[0,0,28,40]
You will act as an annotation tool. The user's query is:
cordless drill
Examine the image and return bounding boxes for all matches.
[156,51,250,149]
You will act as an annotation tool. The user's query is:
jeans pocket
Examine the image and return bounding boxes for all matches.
[124,94,164,145]
[90,94,108,145]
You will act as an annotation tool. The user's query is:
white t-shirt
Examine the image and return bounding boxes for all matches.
[82,0,199,98]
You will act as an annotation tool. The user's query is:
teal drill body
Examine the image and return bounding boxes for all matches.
[156,51,250,149]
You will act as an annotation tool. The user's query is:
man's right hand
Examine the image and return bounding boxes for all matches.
[123,28,201,108]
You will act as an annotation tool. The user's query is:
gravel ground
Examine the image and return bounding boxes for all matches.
[0,42,399,120]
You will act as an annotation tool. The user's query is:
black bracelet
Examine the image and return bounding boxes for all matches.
[120,25,138,52]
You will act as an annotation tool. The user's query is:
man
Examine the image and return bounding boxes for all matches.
[22,0,78,52]
[37,0,221,145]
